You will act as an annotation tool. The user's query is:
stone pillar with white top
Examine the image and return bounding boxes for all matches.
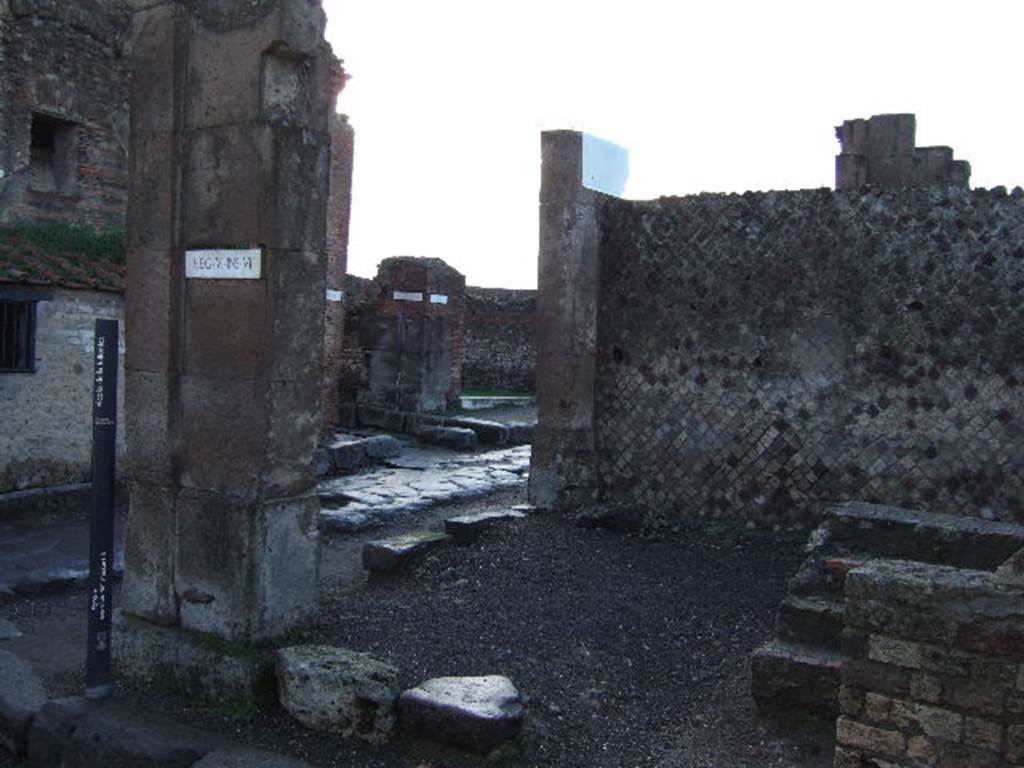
[528,130,627,511]
[119,0,343,690]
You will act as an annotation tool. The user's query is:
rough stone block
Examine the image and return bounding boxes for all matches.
[266,379,321,496]
[444,510,527,543]
[276,645,399,743]
[125,250,178,376]
[357,405,406,432]
[398,675,523,754]
[128,131,178,251]
[964,716,1002,752]
[869,635,923,669]
[835,716,906,756]
[506,422,535,445]
[266,249,327,381]
[362,532,451,573]
[121,483,178,625]
[418,427,477,452]
[178,376,268,500]
[318,510,375,535]
[750,639,841,716]
[174,492,318,641]
[328,438,366,471]
[890,700,962,741]
[183,278,268,380]
[363,435,402,460]
[113,611,275,702]
[124,370,176,486]
[0,650,46,756]
[445,418,510,446]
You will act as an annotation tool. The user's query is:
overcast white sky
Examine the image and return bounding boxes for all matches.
[324,0,1024,289]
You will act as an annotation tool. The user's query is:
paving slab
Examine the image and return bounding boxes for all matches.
[0,619,21,641]
[192,747,318,768]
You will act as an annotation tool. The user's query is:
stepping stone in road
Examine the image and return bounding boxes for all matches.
[445,418,510,446]
[398,675,524,754]
[276,645,399,744]
[418,427,478,452]
[363,434,401,459]
[444,510,527,543]
[362,531,451,573]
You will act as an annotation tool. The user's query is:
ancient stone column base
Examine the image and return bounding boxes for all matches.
[113,611,277,704]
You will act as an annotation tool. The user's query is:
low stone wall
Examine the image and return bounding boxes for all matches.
[463,286,535,394]
[837,559,1024,767]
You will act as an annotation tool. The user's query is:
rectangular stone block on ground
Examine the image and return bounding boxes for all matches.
[362,532,451,573]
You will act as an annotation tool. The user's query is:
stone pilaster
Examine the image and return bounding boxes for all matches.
[121,0,340,661]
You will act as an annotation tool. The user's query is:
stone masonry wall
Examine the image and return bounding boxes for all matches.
[836,559,1024,768]
[0,0,131,228]
[593,186,1024,528]
[0,286,125,492]
[463,285,535,393]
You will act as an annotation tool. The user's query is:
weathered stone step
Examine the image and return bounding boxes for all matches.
[830,501,1024,571]
[418,427,478,452]
[750,639,842,718]
[362,531,451,573]
[776,595,845,650]
[444,417,513,447]
[444,510,527,543]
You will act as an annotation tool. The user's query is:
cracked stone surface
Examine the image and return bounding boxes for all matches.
[318,445,530,535]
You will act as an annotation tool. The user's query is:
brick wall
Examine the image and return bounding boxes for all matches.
[463,286,535,393]
[837,559,1024,768]
[591,186,1024,528]
[0,0,130,228]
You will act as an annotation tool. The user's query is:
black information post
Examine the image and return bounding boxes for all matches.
[86,318,118,699]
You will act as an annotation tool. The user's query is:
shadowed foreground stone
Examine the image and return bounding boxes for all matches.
[0,619,21,640]
[362,532,451,573]
[445,510,527,543]
[26,697,223,768]
[399,675,524,754]
[0,650,46,756]
[276,645,399,743]
[192,747,317,767]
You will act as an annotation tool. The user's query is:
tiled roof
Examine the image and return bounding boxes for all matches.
[0,240,124,293]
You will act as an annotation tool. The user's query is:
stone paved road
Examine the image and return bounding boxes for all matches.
[318,443,531,534]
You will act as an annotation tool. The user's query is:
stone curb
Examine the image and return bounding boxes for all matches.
[362,531,451,573]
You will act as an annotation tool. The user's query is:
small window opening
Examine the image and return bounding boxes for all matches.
[29,114,77,195]
[0,300,37,372]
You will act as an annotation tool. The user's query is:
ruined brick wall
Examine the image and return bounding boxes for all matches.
[594,186,1024,528]
[0,286,125,492]
[0,0,130,228]
[836,560,1024,767]
[462,286,535,393]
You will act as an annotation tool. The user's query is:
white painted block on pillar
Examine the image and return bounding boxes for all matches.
[582,133,628,197]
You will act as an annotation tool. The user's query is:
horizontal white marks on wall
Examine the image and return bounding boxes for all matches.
[326,289,344,302]
[429,294,448,305]
[393,291,423,302]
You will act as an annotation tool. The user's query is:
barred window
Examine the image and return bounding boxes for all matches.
[0,300,37,372]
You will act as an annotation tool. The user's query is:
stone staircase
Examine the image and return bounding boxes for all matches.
[751,501,1024,717]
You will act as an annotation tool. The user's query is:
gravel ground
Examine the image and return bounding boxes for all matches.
[0,486,833,767]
